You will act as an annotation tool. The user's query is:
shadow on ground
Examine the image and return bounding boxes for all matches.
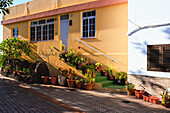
[30,83,170,113]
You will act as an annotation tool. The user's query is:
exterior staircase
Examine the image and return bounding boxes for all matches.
[94,73,127,92]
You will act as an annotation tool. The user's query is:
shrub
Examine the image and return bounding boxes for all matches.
[115,71,127,81]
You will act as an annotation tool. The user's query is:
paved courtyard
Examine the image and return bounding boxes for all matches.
[0,74,170,113]
[0,77,73,113]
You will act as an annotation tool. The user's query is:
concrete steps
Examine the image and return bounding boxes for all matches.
[94,73,127,92]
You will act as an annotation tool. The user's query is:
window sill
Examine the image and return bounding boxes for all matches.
[81,37,96,40]
[30,39,54,43]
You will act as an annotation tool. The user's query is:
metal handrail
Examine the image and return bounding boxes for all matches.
[76,38,118,63]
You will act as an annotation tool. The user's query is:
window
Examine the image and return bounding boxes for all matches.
[147,44,170,72]
[60,14,69,20]
[13,28,18,38]
[30,18,54,42]
[82,10,96,38]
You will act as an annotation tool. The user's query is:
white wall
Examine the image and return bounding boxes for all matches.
[128,0,170,78]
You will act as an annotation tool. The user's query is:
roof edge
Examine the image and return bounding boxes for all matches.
[1,0,128,25]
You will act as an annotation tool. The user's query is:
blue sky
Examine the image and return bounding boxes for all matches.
[0,0,33,42]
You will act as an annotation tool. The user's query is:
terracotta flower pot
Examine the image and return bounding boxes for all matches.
[49,76,58,85]
[127,89,135,95]
[85,83,93,91]
[76,82,83,89]
[41,76,49,84]
[18,71,23,75]
[149,96,153,103]
[146,96,150,102]
[67,79,76,88]
[103,71,108,76]
[151,97,160,104]
[135,90,145,99]
[142,95,147,101]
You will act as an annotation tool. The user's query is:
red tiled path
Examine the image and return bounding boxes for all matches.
[0,77,83,113]
[1,75,170,113]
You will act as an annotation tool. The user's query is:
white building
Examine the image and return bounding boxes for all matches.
[128,0,170,97]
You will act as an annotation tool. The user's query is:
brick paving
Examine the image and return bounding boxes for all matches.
[27,85,170,113]
[0,75,170,113]
[0,77,72,113]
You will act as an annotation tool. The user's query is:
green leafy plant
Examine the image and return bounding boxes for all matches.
[23,68,29,75]
[0,37,31,68]
[95,62,102,67]
[59,48,88,67]
[75,77,84,83]
[128,83,135,90]
[5,66,10,70]
[60,68,69,76]
[108,64,114,75]
[62,44,65,51]
[14,65,21,72]
[115,71,127,81]
[85,69,95,84]
[160,90,170,106]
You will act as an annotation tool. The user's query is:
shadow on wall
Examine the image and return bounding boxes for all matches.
[79,46,118,70]
[22,43,61,77]
[163,27,170,40]
[129,70,165,95]
[131,41,148,55]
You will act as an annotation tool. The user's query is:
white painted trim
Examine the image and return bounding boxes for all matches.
[81,10,96,39]
[30,19,54,42]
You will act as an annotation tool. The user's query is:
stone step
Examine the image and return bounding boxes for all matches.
[97,80,113,87]
[96,72,101,77]
[103,85,127,89]
[95,76,107,82]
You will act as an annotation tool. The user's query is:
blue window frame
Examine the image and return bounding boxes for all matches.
[13,28,18,38]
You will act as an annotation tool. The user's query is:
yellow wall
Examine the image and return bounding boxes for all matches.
[3,2,128,76]
[58,0,97,8]
[3,21,28,40]
[68,3,128,72]
[3,0,97,20]
[27,0,58,15]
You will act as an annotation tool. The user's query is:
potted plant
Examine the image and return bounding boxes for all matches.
[160,90,170,107]
[150,96,160,104]
[95,62,102,72]
[108,65,115,80]
[49,75,58,85]
[127,83,135,95]
[58,69,67,86]
[41,75,49,84]
[67,70,76,88]
[76,77,84,89]
[85,69,95,91]
[115,71,127,85]
[20,68,33,84]
[4,65,11,76]
[103,69,108,77]
[17,66,23,75]
[135,90,145,99]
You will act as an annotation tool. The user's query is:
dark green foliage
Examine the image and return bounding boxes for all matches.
[0,0,13,15]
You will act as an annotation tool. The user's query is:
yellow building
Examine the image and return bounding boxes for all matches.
[2,0,128,77]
